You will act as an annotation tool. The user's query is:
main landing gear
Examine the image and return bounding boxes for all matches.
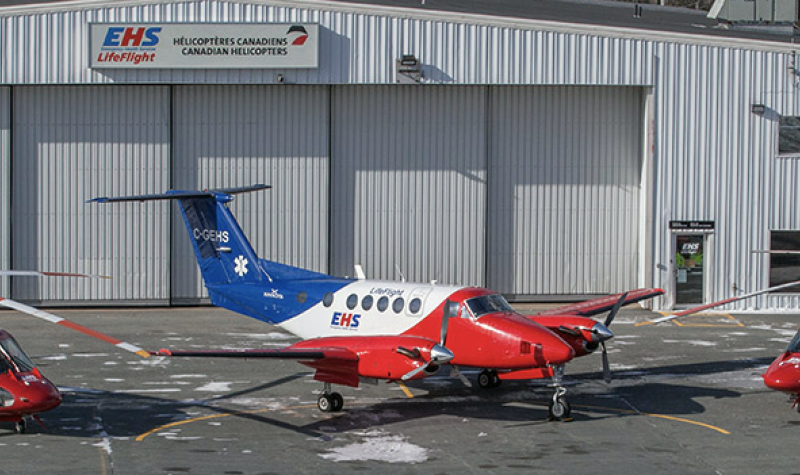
[477,369,501,389]
[14,418,27,434]
[548,364,571,421]
[317,383,344,413]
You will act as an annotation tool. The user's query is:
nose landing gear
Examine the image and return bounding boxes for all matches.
[547,365,571,421]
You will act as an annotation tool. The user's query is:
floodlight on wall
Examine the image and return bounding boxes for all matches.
[396,54,422,84]
[751,104,766,115]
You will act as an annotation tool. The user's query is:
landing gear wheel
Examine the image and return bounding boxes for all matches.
[317,394,334,413]
[548,397,571,421]
[15,419,26,434]
[478,370,501,389]
[330,392,344,412]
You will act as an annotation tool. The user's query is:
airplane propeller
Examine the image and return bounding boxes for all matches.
[598,291,628,383]
[400,299,458,381]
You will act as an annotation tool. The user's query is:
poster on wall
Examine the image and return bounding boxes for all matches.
[90,23,319,69]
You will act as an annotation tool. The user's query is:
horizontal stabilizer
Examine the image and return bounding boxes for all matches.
[88,184,270,203]
[0,270,111,279]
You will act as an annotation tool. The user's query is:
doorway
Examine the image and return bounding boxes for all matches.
[675,234,705,305]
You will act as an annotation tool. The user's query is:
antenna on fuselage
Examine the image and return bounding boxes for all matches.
[354,265,366,280]
[395,265,406,283]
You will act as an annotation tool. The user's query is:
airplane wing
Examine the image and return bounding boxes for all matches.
[640,279,800,326]
[533,288,665,317]
[153,346,362,385]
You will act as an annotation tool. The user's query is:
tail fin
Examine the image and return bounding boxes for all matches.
[90,185,269,286]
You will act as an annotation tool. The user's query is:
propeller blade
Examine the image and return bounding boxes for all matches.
[401,364,427,381]
[441,299,459,347]
[601,342,611,383]
[450,365,473,387]
[604,291,629,327]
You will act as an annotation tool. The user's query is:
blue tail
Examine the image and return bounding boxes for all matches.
[89,185,342,323]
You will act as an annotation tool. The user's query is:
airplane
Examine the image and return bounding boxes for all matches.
[0,271,150,433]
[84,184,663,421]
[640,279,800,413]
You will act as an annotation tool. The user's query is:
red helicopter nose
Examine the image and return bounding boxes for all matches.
[763,353,800,394]
[16,376,62,413]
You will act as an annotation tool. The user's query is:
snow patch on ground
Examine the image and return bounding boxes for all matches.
[196,381,234,392]
[319,430,428,464]
[662,339,718,347]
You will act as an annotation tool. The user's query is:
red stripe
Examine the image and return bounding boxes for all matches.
[58,320,123,346]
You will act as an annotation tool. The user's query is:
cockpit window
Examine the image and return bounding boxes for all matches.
[0,337,35,373]
[787,329,800,353]
[465,294,514,318]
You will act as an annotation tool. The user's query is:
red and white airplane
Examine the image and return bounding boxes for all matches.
[84,184,663,420]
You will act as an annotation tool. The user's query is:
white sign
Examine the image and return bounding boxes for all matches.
[90,23,318,69]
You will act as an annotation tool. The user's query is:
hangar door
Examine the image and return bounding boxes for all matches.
[330,86,487,286]
[172,85,330,303]
[12,86,170,304]
[488,87,643,298]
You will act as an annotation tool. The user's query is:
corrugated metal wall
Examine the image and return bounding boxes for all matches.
[488,86,643,297]
[11,86,170,303]
[3,0,800,309]
[330,85,487,286]
[0,87,8,297]
[0,0,678,87]
[650,44,800,310]
[172,85,330,302]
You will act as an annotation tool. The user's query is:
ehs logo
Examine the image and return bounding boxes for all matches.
[331,312,360,329]
[103,27,162,47]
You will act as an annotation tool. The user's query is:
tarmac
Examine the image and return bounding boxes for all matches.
[0,304,799,475]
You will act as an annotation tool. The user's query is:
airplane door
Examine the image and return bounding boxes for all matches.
[675,234,705,305]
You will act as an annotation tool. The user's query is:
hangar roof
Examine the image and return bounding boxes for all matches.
[0,0,797,46]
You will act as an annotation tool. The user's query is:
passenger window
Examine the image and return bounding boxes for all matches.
[409,298,422,314]
[362,295,374,311]
[377,296,389,312]
[347,294,358,310]
[392,297,405,314]
[323,292,334,307]
[296,291,307,303]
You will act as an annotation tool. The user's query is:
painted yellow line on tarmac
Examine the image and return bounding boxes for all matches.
[671,313,743,328]
[574,403,730,434]
[637,312,744,328]
[135,404,317,442]
[396,381,415,398]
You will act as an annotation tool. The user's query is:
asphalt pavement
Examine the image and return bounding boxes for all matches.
[0,305,799,475]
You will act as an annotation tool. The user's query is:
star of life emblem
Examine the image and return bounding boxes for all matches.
[234,255,248,277]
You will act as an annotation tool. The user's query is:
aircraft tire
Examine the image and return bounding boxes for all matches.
[548,398,571,421]
[478,370,501,389]
[331,393,344,412]
[15,419,26,434]
[317,394,334,412]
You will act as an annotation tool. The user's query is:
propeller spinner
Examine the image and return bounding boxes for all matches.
[400,299,458,381]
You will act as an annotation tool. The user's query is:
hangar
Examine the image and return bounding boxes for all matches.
[1,0,799,311]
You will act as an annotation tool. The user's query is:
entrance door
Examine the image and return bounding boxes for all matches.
[675,234,704,305]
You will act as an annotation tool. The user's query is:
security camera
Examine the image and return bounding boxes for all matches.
[276,74,285,84]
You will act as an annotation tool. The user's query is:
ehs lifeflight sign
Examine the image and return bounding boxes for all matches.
[90,23,319,69]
